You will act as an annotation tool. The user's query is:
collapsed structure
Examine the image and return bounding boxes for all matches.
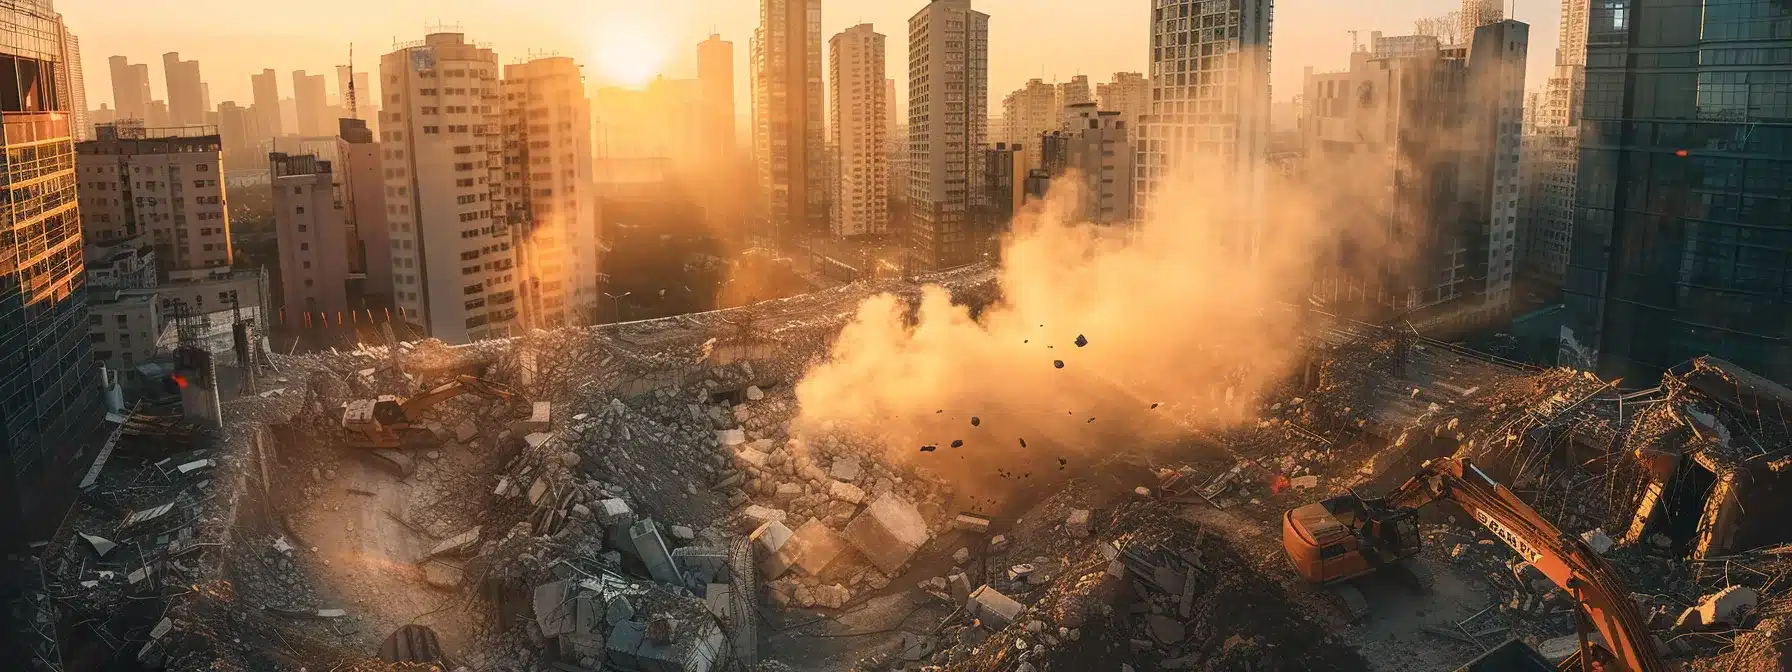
[19,263,1792,672]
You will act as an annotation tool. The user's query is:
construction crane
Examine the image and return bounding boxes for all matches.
[1282,458,1670,672]
[340,375,527,452]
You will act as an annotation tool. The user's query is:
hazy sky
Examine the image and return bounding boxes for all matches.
[60,0,1563,113]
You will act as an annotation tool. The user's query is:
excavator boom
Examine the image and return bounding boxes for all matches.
[1385,459,1670,672]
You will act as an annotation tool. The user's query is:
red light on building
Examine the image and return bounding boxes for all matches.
[171,373,189,389]
[1675,149,1689,157]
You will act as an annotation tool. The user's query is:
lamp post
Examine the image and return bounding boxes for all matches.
[603,291,631,324]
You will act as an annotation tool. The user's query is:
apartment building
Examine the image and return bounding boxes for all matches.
[379,32,517,343]
[502,56,597,328]
[76,123,233,280]
[829,24,888,238]
[907,0,989,271]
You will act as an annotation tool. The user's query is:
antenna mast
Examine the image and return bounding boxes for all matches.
[341,44,358,119]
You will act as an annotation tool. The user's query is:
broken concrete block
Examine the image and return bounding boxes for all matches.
[750,520,797,579]
[628,519,680,585]
[968,585,1024,630]
[427,526,481,559]
[1066,509,1091,538]
[454,420,478,443]
[953,514,992,533]
[512,401,551,434]
[952,547,970,564]
[829,457,862,482]
[788,518,850,577]
[843,494,931,574]
[742,505,787,526]
[774,482,803,503]
[669,525,696,541]
[948,573,973,604]
[716,429,746,447]
[534,581,576,637]
[989,534,1010,553]
[746,385,765,401]
[595,499,635,527]
[1289,475,1319,490]
[672,547,730,590]
[828,480,866,505]
[737,447,770,470]
[1580,527,1614,555]
[1695,585,1759,628]
[1007,564,1036,582]
[524,432,555,450]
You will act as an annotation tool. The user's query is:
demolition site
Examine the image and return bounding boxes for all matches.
[16,264,1792,672]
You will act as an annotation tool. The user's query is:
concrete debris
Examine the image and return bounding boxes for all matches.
[745,385,764,401]
[968,585,1024,630]
[1677,585,1760,632]
[787,519,850,577]
[1579,527,1614,554]
[842,493,930,574]
[953,513,992,533]
[1066,509,1091,538]
[750,520,796,578]
[427,526,481,559]
[629,519,681,585]
[827,479,866,505]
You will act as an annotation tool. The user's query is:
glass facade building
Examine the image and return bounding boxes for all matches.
[1562,0,1792,384]
[1,0,101,552]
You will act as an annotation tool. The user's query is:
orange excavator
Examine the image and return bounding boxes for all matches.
[1282,458,1671,672]
[341,375,528,451]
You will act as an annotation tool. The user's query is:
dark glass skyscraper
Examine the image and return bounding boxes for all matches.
[1,0,102,554]
[1562,0,1792,384]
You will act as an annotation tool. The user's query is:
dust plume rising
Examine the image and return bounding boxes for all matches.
[791,147,1407,487]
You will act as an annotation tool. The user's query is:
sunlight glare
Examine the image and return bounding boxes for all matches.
[591,18,669,88]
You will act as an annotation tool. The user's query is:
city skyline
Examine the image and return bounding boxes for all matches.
[58,0,1569,116]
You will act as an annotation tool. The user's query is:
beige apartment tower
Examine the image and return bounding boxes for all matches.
[77,124,233,279]
[380,32,517,343]
[502,56,597,328]
[828,24,888,238]
[907,0,989,271]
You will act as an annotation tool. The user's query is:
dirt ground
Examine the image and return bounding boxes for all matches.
[288,450,481,657]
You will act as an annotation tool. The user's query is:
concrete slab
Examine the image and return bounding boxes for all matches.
[427,526,481,559]
[969,585,1024,630]
[717,429,746,447]
[750,520,797,579]
[843,494,930,574]
[828,480,867,505]
[533,581,575,637]
[830,457,862,482]
[788,518,851,577]
[629,519,680,585]
[513,401,551,434]
[742,505,787,526]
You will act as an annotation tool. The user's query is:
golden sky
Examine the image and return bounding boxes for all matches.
[60,0,1563,113]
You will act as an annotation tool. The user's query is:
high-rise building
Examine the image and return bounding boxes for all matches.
[1300,25,1525,324]
[1561,0,1792,384]
[77,124,233,279]
[1059,103,1135,224]
[379,32,517,343]
[1136,0,1273,245]
[907,0,989,271]
[697,34,735,158]
[1001,79,1056,165]
[145,99,168,128]
[251,68,284,137]
[0,0,104,563]
[337,118,391,305]
[981,142,1027,254]
[1458,0,1503,48]
[271,152,353,317]
[502,56,597,328]
[292,69,328,136]
[1516,0,1588,292]
[54,17,87,140]
[107,55,150,121]
[1054,74,1091,122]
[829,24,888,238]
[751,0,826,251]
[1095,72,1148,144]
[1463,20,1528,311]
[163,52,204,126]
[215,100,260,169]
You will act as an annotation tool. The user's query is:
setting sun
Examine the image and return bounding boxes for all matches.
[590,18,669,88]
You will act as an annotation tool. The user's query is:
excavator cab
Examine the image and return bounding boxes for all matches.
[1283,493,1421,585]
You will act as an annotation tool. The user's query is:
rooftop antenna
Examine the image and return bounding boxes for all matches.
[339,44,358,119]
[1348,30,1361,53]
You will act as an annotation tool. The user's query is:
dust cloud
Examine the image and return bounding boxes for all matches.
[785,117,1430,496]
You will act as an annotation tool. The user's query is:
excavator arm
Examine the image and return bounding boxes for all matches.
[398,375,522,418]
[1387,459,1670,672]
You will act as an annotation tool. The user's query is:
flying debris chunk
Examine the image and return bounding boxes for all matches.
[950,439,964,448]
[1075,334,1088,347]
[920,445,938,453]
[1150,402,1160,409]
[970,417,981,427]
[1053,360,1065,369]
[1018,438,1027,448]
[1087,417,1096,423]
[1058,458,1068,466]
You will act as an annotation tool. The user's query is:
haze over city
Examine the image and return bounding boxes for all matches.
[2,0,1790,671]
